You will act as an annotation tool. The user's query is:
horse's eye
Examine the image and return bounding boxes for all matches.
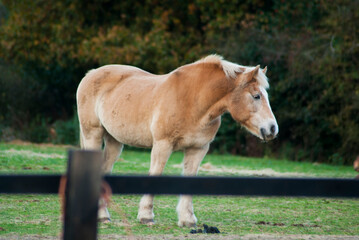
[253,94,261,100]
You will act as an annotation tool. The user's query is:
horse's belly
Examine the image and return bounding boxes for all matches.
[96,81,156,148]
[98,104,153,147]
[104,120,153,148]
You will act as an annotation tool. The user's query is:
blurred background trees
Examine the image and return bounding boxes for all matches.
[0,0,358,164]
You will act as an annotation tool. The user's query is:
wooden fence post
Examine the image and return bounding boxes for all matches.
[63,150,103,240]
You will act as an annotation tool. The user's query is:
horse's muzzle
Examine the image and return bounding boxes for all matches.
[260,124,278,141]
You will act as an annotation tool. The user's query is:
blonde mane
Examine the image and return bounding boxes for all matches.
[196,54,269,89]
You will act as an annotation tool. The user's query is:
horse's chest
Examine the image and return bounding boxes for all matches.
[175,118,221,150]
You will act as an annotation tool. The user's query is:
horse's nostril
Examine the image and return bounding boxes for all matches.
[260,128,266,139]
[270,124,276,135]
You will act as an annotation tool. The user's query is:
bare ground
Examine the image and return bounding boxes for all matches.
[6,139,74,148]
[1,234,359,240]
[173,162,312,177]
[0,149,65,159]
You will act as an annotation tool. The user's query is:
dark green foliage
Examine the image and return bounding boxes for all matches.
[0,0,357,164]
[211,0,359,164]
[0,62,40,127]
[52,113,79,145]
[23,116,49,143]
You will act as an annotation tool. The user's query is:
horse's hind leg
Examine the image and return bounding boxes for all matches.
[177,144,209,227]
[137,140,173,225]
[79,119,121,222]
[103,133,124,173]
[79,123,104,150]
[98,133,124,221]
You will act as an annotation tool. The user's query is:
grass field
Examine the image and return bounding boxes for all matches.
[0,142,358,239]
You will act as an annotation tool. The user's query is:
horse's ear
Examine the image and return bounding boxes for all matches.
[240,65,260,85]
[262,66,267,74]
[248,65,260,78]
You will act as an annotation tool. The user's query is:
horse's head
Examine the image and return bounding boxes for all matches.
[227,65,278,141]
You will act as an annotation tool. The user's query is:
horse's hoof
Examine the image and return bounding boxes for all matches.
[178,220,196,228]
[140,218,155,225]
[98,217,111,223]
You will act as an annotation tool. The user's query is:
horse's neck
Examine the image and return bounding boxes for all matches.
[200,91,229,125]
[166,63,233,124]
[190,71,232,124]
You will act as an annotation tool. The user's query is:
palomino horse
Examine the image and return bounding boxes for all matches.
[76,55,278,227]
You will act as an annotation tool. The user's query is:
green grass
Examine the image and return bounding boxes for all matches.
[0,142,358,238]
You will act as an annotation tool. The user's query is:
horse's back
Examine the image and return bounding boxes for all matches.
[77,64,165,147]
[79,64,155,93]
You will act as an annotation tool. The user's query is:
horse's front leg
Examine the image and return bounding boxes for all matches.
[177,144,209,227]
[137,140,173,225]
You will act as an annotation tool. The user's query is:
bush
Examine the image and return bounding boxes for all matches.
[0,0,358,164]
[23,117,49,143]
[52,114,79,146]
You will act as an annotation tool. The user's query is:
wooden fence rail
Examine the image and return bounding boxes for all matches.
[1,175,359,198]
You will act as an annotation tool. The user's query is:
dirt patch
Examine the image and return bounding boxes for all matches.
[2,234,358,240]
[0,235,59,240]
[0,149,65,159]
[7,139,74,148]
[256,221,285,226]
[173,162,311,177]
[255,221,320,228]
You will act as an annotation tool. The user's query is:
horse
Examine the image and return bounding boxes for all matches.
[76,54,278,227]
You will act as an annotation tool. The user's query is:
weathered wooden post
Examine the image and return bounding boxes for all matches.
[63,150,103,240]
